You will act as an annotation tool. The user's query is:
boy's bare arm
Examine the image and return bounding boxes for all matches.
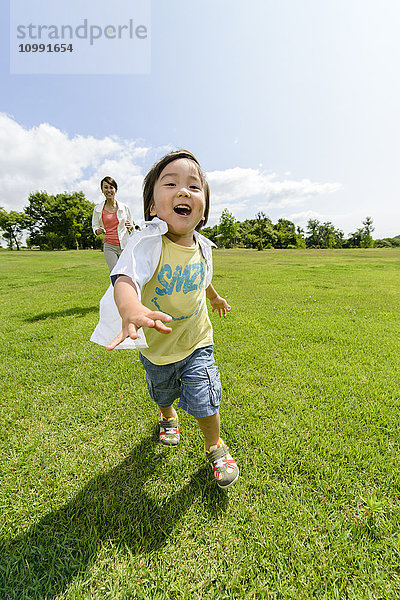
[107,275,172,350]
[206,282,231,318]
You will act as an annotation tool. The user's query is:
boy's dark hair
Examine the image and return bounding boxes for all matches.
[143,149,210,231]
[100,176,118,192]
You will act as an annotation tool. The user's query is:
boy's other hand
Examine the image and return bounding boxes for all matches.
[209,295,231,318]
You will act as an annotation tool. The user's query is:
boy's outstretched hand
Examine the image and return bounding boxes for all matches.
[107,307,172,350]
[107,275,172,350]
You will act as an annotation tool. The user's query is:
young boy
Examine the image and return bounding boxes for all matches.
[91,150,239,488]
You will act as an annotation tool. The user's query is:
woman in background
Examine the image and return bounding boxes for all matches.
[92,176,134,271]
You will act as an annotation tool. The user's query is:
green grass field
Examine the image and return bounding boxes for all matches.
[0,248,399,600]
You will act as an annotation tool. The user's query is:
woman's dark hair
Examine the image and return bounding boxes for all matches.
[143,149,210,231]
[100,176,118,192]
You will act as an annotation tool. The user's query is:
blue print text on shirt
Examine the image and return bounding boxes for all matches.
[155,263,205,296]
[151,262,205,321]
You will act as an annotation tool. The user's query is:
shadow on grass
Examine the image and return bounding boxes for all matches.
[0,436,227,599]
[25,306,99,322]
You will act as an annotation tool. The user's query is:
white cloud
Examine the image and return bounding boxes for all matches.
[207,167,341,207]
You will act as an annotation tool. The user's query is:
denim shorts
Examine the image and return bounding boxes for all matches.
[139,345,222,418]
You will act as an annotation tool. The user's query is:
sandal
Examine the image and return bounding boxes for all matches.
[206,439,239,488]
[158,414,180,446]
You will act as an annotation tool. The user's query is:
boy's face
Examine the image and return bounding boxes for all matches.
[150,158,206,246]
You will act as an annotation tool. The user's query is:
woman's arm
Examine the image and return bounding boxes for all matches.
[124,205,134,232]
[92,207,105,236]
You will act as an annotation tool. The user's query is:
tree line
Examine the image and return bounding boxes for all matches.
[202,209,399,249]
[0,192,398,250]
[0,191,100,250]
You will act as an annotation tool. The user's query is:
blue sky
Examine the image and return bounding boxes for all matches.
[1,0,399,237]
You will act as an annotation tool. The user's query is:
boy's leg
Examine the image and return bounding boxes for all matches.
[158,407,180,446]
[195,412,220,451]
[138,353,180,446]
[196,412,239,489]
[178,347,239,488]
[160,405,178,420]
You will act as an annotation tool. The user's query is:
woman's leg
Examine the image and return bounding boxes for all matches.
[103,243,121,272]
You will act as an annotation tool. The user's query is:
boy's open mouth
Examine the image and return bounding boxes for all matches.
[174,204,192,216]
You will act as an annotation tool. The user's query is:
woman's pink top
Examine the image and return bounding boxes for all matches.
[102,208,120,246]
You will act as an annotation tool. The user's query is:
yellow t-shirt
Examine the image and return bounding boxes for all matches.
[140,235,213,365]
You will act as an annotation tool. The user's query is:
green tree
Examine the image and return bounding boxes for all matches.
[319,222,344,248]
[345,217,374,249]
[24,191,98,250]
[296,226,306,248]
[217,209,237,248]
[24,191,49,247]
[0,208,27,250]
[306,219,343,248]
[374,237,400,248]
[306,219,322,247]
[201,223,219,244]
[236,219,257,248]
[274,218,297,248]
[345,228,362,248]
[255,212,267,251]
[45,192,95,249]
[360,216,374,248]
[374,238,392,248]
[253,212,276,250]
